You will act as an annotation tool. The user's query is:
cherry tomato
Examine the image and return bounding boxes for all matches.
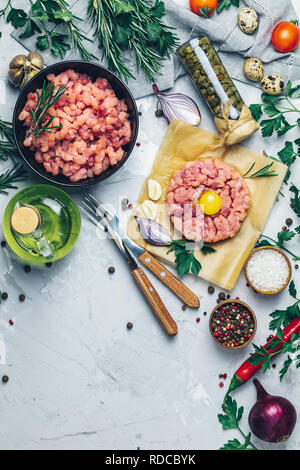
[199,191,222,216]
[189,0,218,16]
[272,21,300,53]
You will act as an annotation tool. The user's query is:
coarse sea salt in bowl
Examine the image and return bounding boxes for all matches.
[244,246,292,295]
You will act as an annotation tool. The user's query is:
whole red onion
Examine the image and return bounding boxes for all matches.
[249,379,297,443]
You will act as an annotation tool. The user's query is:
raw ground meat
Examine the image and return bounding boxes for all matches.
[18,69,131,183]
[166,159,250,243]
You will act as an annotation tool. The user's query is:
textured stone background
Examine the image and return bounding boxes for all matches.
[0,0,299,450]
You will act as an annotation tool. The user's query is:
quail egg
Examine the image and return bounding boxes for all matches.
[261,75,285,96]
[238,7,259,35]
[243,58,264,82]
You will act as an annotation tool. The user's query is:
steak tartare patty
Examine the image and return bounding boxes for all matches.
[166,159,250,243]
[18,69,131,183]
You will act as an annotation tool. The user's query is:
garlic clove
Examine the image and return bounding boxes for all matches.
[142,200,157,220]
[8,68,24,87]
[9,55,27,70]
[21,70,39,89]
[27,52,44,71]
[148,179,162,201]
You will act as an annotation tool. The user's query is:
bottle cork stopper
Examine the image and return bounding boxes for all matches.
[11,206,39,235]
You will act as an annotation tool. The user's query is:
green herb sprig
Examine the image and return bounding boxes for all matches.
[88,0,178,82]
[167,241,216,276]
[218,395,258,450]
[28,80,67,139]
[256,227,300,261]
[243,161,278,178]
[248,281,300,381]
[4,0,96,61]
[0,164,27,195]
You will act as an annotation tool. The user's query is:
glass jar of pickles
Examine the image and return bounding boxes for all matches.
[177,35,245,120]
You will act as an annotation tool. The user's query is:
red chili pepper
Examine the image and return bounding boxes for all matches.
[226,317,300,395]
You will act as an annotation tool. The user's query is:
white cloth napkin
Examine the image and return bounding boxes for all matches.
[12,0,300,98]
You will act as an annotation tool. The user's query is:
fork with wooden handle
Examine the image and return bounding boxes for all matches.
[80,195,178,336]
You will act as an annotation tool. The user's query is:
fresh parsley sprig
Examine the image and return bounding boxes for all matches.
[167,241,216,276]
[4,0,96,61]
[218,395,258,450]
[248,281,300,381]
[250,82,300,138]
[256,228,300,261]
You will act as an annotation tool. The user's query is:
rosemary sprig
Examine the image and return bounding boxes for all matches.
[0,119,14,144]
[88,0,178,82]
[243,161,278,178]
[28,80,67,139]
[0,164,27,195]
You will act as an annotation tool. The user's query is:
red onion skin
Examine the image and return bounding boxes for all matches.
[248,379,297,444]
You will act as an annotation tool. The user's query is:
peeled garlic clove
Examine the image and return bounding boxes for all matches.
[148,179,162,201]
[8,68,24,87]
[142,200,157,220]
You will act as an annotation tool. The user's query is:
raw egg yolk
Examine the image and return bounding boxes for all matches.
[199,191,222,215]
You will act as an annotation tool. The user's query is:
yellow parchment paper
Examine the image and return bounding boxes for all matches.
[128,120,287,290]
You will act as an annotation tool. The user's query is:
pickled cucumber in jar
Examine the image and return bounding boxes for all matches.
[177,36,245,120]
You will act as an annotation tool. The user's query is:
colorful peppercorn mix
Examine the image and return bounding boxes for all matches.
[210,301,256,348]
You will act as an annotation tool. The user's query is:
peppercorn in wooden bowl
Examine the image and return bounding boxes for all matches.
[244,246,292,295]
[209,299,257,350]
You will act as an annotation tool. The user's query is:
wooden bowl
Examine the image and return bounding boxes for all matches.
[244,246,292,295]
[209,299,257,350]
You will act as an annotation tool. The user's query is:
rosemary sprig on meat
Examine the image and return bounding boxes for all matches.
[87,0,179,82]
[243,161,278,178]
[28,80,67,139]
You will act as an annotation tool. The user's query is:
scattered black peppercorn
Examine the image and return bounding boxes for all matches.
[182,305,187,311]
[1,292,8,300]
[219,374,224,379]
[138,111,142,116]
[286,218,293,226]
[227,295,231,299]
[208,286,215,294]
[295,265,299,270]
[272,364,276,369]
[45,262,52,268]
[108,266,115,274]
[2,375,9,383]
[24,265,31,273]
[19,294,25,302]
[1,241,6,247]
[203,311,207,316]
[218,292,226,301]
[155,109,163,118]
[127,322,133,330]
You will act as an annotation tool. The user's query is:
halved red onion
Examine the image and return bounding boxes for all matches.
[153,84,201,126]
[135,217,172,246]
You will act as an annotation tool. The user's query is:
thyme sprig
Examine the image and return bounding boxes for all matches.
[243,161,278,178]
[28,80,67,139]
